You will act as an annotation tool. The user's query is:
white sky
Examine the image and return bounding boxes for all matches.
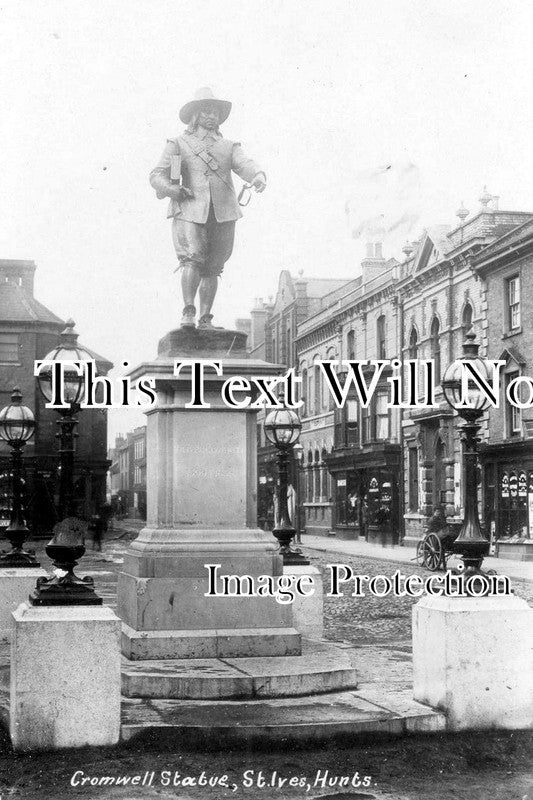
[1,0,532,439]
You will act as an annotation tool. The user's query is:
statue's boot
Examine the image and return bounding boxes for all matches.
[198,313,214,329]
[181,304,196,327]
[198,276,218,327]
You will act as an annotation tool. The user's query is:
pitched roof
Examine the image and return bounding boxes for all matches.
[303,278,352,298]
[0,280,64,325]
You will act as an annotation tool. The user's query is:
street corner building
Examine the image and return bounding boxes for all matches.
[0,259,113,535]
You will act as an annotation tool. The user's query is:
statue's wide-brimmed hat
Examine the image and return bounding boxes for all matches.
[179,87,232,125]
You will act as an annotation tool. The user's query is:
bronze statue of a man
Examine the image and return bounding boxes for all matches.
[150,87,266,328]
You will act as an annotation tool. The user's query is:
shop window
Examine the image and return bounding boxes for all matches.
[0,333,19,363]
[506,275,521,331]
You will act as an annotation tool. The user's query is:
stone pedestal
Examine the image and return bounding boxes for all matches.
[413,594,533,730]
[118,328,300,659]
[0,568,47,642]
[284,565,324,639]
[10,603,121,751]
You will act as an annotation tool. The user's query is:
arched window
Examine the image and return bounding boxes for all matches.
[314,363,321,414]
[313,449,321,501]
[306,451,313,502]
[326,348,336,410]
[462,303,473,336]
[300,367,307,416]
[377,315,386,358]
[430,317,441,381]
[347,330,355,360]
[321,447,331,501]
[409,327,418,359]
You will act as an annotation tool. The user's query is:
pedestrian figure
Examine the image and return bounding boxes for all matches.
[89,513,105,552]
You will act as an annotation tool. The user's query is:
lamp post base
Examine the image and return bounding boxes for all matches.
[0,549,40,569]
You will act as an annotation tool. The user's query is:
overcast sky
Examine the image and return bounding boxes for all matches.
[1,0,532,438]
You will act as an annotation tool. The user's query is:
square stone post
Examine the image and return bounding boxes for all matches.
[413,594,533,730]
[10,603,121,751]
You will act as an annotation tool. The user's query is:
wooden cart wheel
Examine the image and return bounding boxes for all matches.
[423,532,443,571]
[416,540,426,567]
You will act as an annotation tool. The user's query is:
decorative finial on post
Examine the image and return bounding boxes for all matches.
[456,202,469,222]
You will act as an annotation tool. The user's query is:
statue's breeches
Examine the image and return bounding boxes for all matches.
[172,207,235,277]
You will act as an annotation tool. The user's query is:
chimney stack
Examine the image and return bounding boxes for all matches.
[0,259,36,295]
[361,241,386,285]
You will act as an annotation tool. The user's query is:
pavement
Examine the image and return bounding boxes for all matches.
[300,533,533,583]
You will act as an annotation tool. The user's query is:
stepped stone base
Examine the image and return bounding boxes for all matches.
[121,624,301,661]
[121,639,356,699]
[120,688,445,746]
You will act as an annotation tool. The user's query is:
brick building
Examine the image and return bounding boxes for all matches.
[0,259,113,534]
[296,245,403,540]
[251,273,351,532]
[473,218,533,560]
[108,425,147,519]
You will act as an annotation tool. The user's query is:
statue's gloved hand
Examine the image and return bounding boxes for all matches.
[168,185,194,201]
[251,173,266,193]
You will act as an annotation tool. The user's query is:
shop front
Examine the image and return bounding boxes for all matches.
[327,444,402,544]
[480,440,533,561]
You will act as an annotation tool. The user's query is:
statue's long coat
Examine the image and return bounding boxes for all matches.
[149,130,262,224]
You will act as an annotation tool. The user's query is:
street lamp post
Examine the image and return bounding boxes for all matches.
[293,442,304,544]
[264,407,310,565]
[31,320,102,605]
[442,332,492,575]
[0,388,39,567]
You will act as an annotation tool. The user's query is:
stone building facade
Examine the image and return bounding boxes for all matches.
[472,218,533,560]
[248,193,533,555]
[296,245,403,541]
[399,201,532,544]
[250,272,352,533]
